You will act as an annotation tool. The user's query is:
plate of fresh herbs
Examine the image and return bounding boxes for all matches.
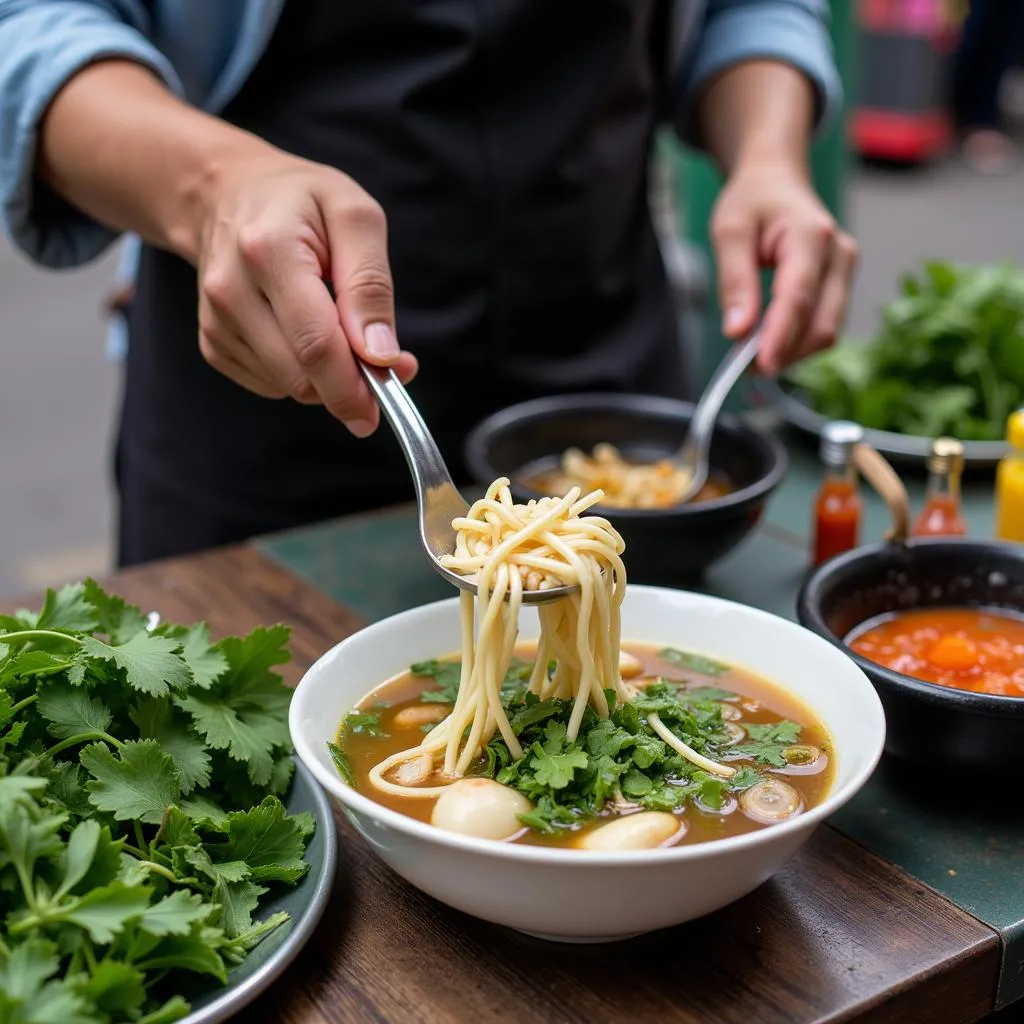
[767,259,1023,465]
[0,581,337,1024]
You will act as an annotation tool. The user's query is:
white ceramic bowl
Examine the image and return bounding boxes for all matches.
[290,586,885,942]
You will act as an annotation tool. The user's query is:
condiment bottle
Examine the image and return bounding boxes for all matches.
[813,421,864,565]
[912,437,966,537]
[995,409,1024,542]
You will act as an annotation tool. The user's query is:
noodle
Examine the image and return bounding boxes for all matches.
[367,477,731,800]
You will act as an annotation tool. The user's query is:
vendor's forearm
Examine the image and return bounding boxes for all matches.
[695,60,815,176]
[38,60,273,263]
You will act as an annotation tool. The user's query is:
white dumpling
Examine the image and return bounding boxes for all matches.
[431,779,532,840]
[618,650,644,679]
[580,811,682,851]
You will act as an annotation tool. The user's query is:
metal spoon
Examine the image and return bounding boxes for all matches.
[358,361,579,604]
[675,327,762,504]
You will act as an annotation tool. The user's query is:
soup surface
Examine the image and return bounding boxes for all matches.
[848,607,1024,697]
[333,643,833,849]
[522,444,733,509]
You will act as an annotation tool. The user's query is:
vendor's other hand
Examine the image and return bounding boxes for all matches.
[709,160,858,376]
[194,148,417,437]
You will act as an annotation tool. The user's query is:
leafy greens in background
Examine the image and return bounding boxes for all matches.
[785,260,1024,441]
[0,580,311,1023]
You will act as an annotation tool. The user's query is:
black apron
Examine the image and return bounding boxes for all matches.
[118,0,683,565]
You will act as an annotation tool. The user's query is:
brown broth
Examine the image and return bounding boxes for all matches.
[338,643,834,849]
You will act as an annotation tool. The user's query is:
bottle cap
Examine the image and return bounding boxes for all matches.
[927,436,964,476]
[820,420,864,468]
[1007,409,1024,451]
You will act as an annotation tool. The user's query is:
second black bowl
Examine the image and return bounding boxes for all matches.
[463,393,787,583]
[797,538,1024,772]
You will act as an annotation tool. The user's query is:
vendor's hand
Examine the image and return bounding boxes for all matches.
[194,148,417,437]
[709,159,858,376]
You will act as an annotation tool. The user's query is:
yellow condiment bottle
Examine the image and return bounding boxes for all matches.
[995,410,1024,542]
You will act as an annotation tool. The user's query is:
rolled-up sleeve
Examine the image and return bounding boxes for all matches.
[0,0,183,268]
[673,0,842,146]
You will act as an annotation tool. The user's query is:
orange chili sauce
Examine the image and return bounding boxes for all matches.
[813,478,861,565]
[912,495,967,538]
[848,607,1024,697]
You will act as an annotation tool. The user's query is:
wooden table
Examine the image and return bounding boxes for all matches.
[12,542,1003,1024]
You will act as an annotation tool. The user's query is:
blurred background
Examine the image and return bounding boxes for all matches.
[2,0,1023,597]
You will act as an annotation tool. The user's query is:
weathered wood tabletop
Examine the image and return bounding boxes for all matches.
[6,543,998,1024]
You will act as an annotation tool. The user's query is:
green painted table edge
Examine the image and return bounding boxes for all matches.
[257,430,1021,1011]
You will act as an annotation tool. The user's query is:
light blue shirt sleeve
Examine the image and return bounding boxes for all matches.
[0,0,184,268]
[673,0,842,145]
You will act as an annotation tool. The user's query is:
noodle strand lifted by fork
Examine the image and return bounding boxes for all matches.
[367,477,731,800]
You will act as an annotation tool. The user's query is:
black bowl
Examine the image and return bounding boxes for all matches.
[463,393,788,583]
[797,538,1024,772]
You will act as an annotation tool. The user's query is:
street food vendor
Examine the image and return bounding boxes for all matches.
[0,0,857,565]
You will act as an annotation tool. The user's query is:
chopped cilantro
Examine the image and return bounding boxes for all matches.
[658,647,731,676]
[730,720,804,767]
[342,710,386,737]
[685,686,739,702]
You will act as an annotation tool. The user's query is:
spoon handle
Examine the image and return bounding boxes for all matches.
[682,327,762,467]
[357,362,461,502]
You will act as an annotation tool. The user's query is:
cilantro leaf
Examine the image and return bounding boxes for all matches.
[658,647,730,676]
[686,686,739,701]
[83,579,148,644]
[79,632,193,697]
[135,925,228,983]
[343,711,384,736]
[35,583,99,633]
[63,880,153,943]
[131,699,211,795]
[81,739,182,824]
[412,659,461,703]
[731,720,804,767]
[529,743,588,790]
[38,682,112,740]
[82,960,148,1017]
[213,878,267,938]
[139,890,211,936]
[168,623,228,690]
[218,796,310,884]
[327,741,355,785]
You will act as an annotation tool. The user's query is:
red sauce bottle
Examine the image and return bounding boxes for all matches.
[813,421,864,565]
[913,437,967,537]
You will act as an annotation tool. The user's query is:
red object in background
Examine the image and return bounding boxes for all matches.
[813,478,862,565]
[912,494,967,537]
[852,0,958,163]
[851,110,953,162]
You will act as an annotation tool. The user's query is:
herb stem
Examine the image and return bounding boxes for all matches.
[138,860,178,884]
[10,694,38,715]
[0,936,10,958]
[46,730,124,757]
[0,629,82,647]
[134,821,146,852]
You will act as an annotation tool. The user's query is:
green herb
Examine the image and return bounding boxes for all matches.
[326,741,355,786]
[0,580,311,1023]
[412,659,461,703]
[785,259,1024,441]
[658,648,730,677]
[685,686,739,702]
[485,675,775,833]
[415,657,534,705]
[730,720,803,767]
[342,711,386,737]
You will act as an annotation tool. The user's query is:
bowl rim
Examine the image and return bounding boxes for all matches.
[462,392,789,518]
[797,537,1024,717]
[290,585,886,866]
